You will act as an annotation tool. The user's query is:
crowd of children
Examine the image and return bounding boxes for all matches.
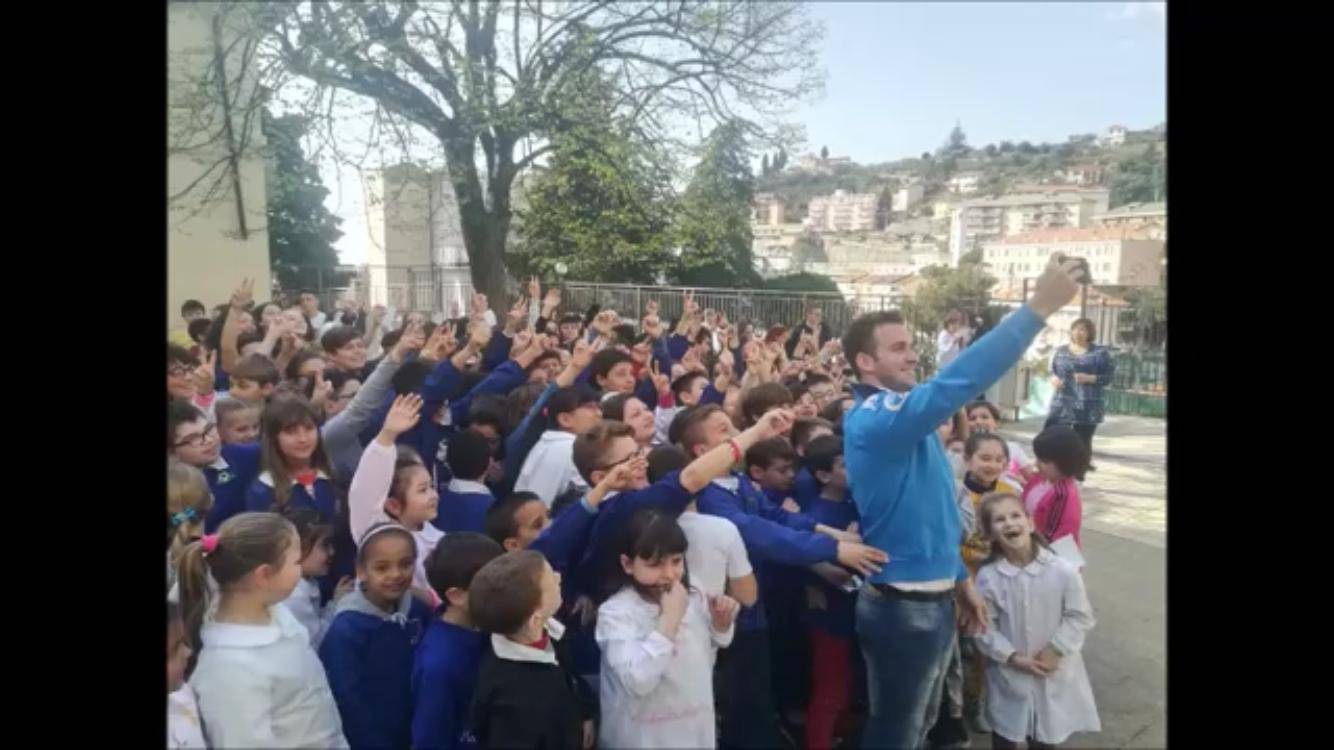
[167,278,1102,749]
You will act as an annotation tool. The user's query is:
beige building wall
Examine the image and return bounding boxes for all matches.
[167,2,270,334]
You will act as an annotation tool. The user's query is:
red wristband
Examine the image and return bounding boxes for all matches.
[727,438,741,465]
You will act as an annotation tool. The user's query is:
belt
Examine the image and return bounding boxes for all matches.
[868,583,955,602]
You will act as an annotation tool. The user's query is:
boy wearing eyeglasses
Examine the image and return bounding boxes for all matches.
[168,399,261,532]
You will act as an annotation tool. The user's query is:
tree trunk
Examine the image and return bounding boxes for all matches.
[441,133,513,307]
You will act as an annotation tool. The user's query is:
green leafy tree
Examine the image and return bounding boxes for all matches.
[263,110,344,292]
[775,148,788,171]
[761,153,771,176]
[183,2,824,305]
[940,121,969,158]
[765,272,839,294]
[903,256,997,336]
[1109,144,1166,207]
[673,121,761,287]
[510,115,676,284]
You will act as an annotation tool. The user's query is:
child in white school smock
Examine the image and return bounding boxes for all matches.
[973,492,1099,749]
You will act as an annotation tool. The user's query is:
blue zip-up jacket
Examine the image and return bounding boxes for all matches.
[697,471,839,631]
[791,466,821,513]
[411,617,487,750]
[319,587,432,750]
[844,305,1045,586]
[202,442,261,532]
[574,471,693,600]
[531,496,600,575]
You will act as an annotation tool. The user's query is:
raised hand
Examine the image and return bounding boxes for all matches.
[382,393,423,437]
[510,330,538,366]
[642,313,664,339]
[506,296,529,332]
[310,369,334,409]
[754,407,796,440]
[421,323,457,362]
[650,359,671,396]
[230,277,254,310]
[603,457,646,492]
[190,350,217,396]
[470,292,489,320]
[570,336,602,372]
[468,319,494,351]
[542,286,561,315]
[680,346,706,375]
[527,275,541,301]
[371,304,387,325]
[591,309,618,337]
[707,593,740,632]
[392,321,426,361]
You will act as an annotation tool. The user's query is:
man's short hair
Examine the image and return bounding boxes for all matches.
[842,311,906,374]
[484,492,543,546]
[745,437,797,470]
[167,399,208,449]
[647,445,689,484]
[236,330,264,353]
[424,532,504,601]
[590,349,633,385]
[805,434,844,476]
[320,325,362,353]
[215,397,255,425]
[187,318,212,344]
[231,353,281,386]
[559,313,584,326]
[741,382,794,427]
[446,430,493,481]
[671,372,708,406]
[672,404,725,456]
[572,420,636,485]
[792,417,834,451]
[803,372,834,389]
[546,385,600,430]
[965,400,1002,422]
[181,299,206,317]
[168,343,194,367]
[468,550,548,635]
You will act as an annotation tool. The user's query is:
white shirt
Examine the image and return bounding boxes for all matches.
[190,603,349,749]
[677,511,752,600]
[596,587,734,750]
[514,430,589,508]
[936,328,969,369]
[975,548,1100,745]
[168,684,207,749]
[281,577,338,649]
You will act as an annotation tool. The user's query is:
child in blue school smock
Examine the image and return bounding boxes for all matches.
[245,397,338,522]
[320,523,433,750]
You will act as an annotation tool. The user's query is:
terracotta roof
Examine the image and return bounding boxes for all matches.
[995,226,1156,244]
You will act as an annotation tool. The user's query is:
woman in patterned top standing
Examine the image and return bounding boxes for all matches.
[1045,318,1115,461]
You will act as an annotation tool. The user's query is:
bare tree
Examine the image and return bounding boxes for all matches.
[171,1,823,304]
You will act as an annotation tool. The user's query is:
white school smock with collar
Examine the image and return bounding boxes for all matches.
[975,548,1100,745]
[189,602,349,749]
[281,576,338,649]
[596,586,734,750]
[167,683,207,749]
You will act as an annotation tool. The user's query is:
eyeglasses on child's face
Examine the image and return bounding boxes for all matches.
[596,445,647,472]
[174,423,218,449]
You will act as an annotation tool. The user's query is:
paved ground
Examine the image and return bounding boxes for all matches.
[991,415,1167,748]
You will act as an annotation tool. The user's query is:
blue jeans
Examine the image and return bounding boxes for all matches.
[856,585,957,749]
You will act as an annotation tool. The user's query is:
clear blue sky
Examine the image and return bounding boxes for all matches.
[327,1,1165,263]
[791,1,1165,163]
